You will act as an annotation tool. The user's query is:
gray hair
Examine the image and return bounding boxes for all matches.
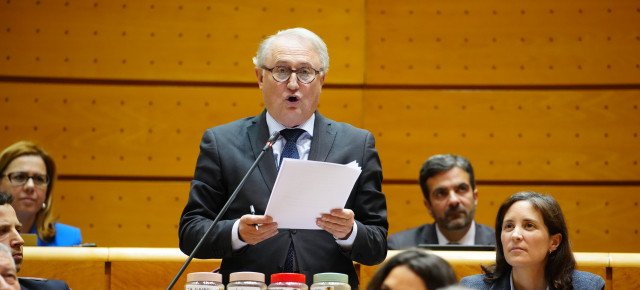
[0,243,15,269]
[253,27,329,73]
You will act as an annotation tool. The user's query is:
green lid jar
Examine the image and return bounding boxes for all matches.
[310,273,350,290]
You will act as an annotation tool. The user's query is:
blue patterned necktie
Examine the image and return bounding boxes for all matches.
[279,128,305,168]
[279,128,305,272]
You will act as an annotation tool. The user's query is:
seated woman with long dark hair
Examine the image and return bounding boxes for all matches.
[461,191,604,290]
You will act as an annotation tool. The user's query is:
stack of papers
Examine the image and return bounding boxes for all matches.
[264,159,362,229]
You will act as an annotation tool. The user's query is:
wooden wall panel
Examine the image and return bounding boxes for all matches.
[108,248,220,290]
[0,82,363,176]
[366,89,640,181]
[50,179,640,251]
[366,0,640,85]
[0,0,638,253]
[0,0,366,84]
[53,180,189,247]
[385,184,640,252]
[21,247,108,290]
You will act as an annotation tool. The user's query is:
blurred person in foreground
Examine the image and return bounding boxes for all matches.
[0,243,19,290]
[179,27,388,288]
[366,249,458,290]
[0,191,70,289]
[460,191,604,290]
[0,141,81,247]
[388,154,494,249]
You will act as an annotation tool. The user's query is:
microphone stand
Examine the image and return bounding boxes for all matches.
[167,131,280,289]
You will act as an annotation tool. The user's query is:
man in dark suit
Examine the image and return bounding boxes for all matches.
[388,154,495,249]
[0,191,70,290]
[179,28,388,288]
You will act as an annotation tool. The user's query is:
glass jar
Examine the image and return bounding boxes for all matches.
[268,273,308,290]
[228,271,267,290]
[184,272,224,290]
[310,273,350,290]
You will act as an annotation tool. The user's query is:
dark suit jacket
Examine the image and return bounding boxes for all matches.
[460,270,605,290]
[179,110,388,288]
[387,222,495,250]
[19,277,71,290]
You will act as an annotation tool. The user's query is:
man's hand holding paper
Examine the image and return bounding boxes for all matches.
[316,208,355,239]
[264,159,362,230]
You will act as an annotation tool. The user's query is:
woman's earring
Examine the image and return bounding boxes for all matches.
[42,203,46,209]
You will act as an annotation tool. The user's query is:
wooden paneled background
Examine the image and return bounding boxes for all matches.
[1,1,639,253]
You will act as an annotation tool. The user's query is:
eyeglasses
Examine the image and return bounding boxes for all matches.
[1,172,50,187]
[262,65,321,84]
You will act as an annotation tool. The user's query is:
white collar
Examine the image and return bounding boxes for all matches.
[266,112,315,136]
[435,220,476,245]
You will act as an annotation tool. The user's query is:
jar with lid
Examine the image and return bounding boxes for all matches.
[310,273,350,290]
[228,271,267,290]
[268,273,308,290]
[184,272,224,290]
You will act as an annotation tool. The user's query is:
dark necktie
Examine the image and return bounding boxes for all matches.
[279,128,305,168]
[279,128,305,272]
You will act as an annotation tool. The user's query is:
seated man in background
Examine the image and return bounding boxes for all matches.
[388,154,495,249]
[0,191,70,289]
[0,243,19,290]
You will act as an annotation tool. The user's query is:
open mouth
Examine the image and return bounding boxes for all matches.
[287,96,299,102]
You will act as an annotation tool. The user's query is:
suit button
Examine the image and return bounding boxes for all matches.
[291,229,297,234]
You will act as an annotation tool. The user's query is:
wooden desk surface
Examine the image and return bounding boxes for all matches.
[20,248,640,290]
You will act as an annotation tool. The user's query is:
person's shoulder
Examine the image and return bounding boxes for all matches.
[572,270,605,289]
[317,113,370,135]
[19,277,71,290]
[474,222,497,245]
[387,224,434,249]
[476,223,495,232]
[54,223,80,233]
[48,223,82,246]
[460,274,489,288]
[210,114,261,132]
[389,224,433,237]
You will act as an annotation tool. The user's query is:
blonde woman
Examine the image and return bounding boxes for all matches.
[0,141,81,246]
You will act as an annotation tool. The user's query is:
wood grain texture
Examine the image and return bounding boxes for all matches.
[22,248,632,289]
[0,83,363,176]
[366,0,640,85]
[366,89,640,181]
[0,1,366,84]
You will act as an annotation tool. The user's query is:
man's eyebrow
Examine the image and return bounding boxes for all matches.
[274,61,314,67]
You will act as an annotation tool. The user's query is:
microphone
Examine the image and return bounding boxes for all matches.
[167,131,281,289]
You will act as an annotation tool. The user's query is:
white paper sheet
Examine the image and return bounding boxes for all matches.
[264,159,362,229]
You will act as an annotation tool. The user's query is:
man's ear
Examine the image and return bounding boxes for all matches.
[473,188,478,206]
[317,72,326,85]
[255,67,264,89]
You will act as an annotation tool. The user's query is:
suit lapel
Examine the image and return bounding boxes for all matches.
[427,223,439,244]
[308,112,336,162]
[248,110,278,192]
